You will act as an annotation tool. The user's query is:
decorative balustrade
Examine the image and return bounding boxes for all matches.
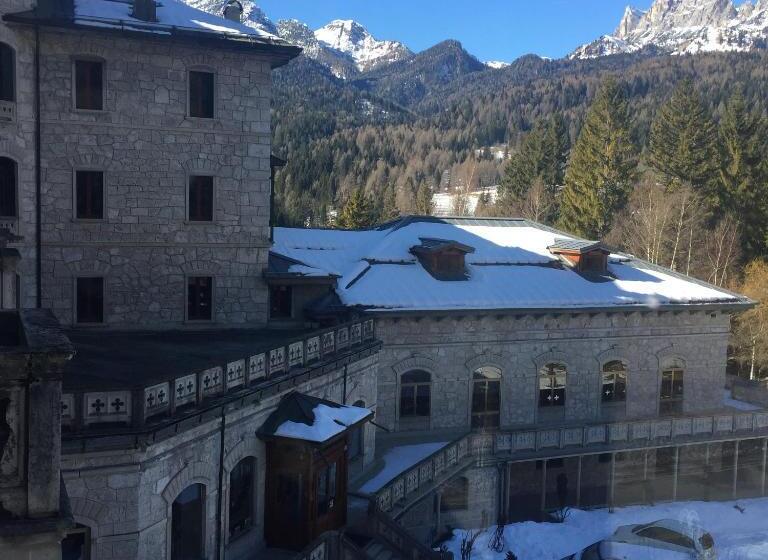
[0,100,15,123]
[62,319,376,430]
[373,408,768,515]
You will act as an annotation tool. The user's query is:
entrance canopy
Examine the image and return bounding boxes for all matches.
[258,392,372,444]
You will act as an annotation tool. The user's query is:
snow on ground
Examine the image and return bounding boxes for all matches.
[442,498,768,560]
[358,442,448,493]
[723,389,762,411]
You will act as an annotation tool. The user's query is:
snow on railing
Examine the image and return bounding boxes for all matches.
[373,409,768,515]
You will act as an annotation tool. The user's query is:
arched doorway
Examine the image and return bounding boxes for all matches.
[171,484,205,560]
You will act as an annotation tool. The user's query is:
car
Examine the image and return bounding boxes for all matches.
[561,538,699,560]
[612,519,716,560]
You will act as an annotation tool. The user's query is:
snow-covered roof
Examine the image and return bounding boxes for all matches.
[272,216,751,314]
[72,0,286,40]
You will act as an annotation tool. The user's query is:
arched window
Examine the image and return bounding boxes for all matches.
[539,363,566,408]
[0,43,15,102]
[348,400,366,461]
[61,523,91,560]
[441,476,469,511]
[660,358,685,415]
[602,360,627,403]
[171,484,205,560]
[228,457,255,540]
[0,157,17,218]
[471,366,501,429]
[400,370,431,418]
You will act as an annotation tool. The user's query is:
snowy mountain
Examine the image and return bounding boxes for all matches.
[182,0,278,36]
[276,19,359,79]
[313,20,412,72]
[571,0,768,59]
[485,60,511,69]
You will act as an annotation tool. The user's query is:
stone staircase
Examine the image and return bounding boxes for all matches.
[363,537,403,560]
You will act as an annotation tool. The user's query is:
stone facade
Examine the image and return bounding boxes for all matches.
[61,353,378,560]
[375,310,732,433]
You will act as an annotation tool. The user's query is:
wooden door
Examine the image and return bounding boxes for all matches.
[311,440,347,539]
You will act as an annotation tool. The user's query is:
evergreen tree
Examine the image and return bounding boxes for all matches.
[648,79,720,202]
[378,183,400,223]
[719,92,768,258]
[336,189,376,229]
[414,182,434,215]
[558,79,638,239]
[540,113,570,190]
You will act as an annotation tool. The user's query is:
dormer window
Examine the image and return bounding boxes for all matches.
[548,239,610,275]
[410,238,474,281]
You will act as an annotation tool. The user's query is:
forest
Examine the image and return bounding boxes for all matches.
[270,47,768,378]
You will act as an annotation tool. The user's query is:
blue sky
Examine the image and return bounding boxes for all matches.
[260,0,752,61]
[257,0,645,61]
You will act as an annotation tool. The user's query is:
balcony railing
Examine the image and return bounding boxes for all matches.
[61,319,377,436]
[372,408,768,516]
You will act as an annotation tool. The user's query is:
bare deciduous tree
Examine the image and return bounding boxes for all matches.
[732,260,768,379]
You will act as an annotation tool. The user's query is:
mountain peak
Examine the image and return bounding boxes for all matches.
[572,0,768,59]
[314,19,412,72]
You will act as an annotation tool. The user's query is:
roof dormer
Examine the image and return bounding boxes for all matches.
[547,239,610,275]
[410,238,475,281]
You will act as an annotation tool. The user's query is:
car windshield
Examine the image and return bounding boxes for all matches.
[700,533,715,550]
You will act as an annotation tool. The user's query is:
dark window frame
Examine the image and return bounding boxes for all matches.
[471,366,501,429]
[61,523,91,560]
[228,457,256,541]
[187,175,215,222]
[73,58,105,111]
[348,400,366,462]
[0,42,16,103]
[171,484,206,560]
[660,359,685,415]
[188,69,216,119]
[187,275,214,322]
[74,169,105,221]
[75,276,104,325]
[399,370,431,419]
[539,362,567,408]
[269,285,293,320]
[602,360,628,403]
[0,156,17,218]
[316,461,338,516]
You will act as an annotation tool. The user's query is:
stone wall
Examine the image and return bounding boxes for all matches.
[375,311,732,432]
[34,28,275,328]
[61,353,378,560]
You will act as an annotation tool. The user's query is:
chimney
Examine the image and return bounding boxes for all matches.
[35,0,74,19]
[132,0,157,22]
[222,0,243,22]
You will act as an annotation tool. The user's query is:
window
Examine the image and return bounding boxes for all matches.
[660,358,684,415]
[348,400,365,461]
[61,523,90,560]
[75,170,104,220]
[471,366,501,429]
[634,525,695,549]
[539,363,566,408]
[0,157,17,218]
[229,457,255,540]
[188,175,214,222]
[74,59,103,111]
[602,360,627,403]
[171,484,205,560]
[399,370,431,418]
[76,277,104,324]
[440,476,468,511]
[189,70,214,118]
[187,276,213,321]
[269,285,292,319]
[316,461,338,516]
[0,43,15,102]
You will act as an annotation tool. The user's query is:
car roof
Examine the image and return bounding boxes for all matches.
[601,539,693,559]
[634,518,707,538]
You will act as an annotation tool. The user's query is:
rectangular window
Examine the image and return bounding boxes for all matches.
[188,176,214,222]
[0,157,17,217]
[74,59,103,111]
[76,277,104,324]
[189,70,214,118]
[0,44,15,103]
[228,458,255,540]
[269,285,293,319]
[187,276,213,321]
[317,462,337,516]
[75,170,104,220]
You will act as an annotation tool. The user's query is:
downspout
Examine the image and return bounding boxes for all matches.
[34,25,42,308]
[216,406,226,560]
[269,163,275,243]
[342,364,347,405]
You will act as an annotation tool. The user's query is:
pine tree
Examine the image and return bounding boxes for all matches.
[378,183,400,223]
[336,189,376,229]
[719,92,768,258]
[540,113,570,190]
[558,79,638,239]
[414,183,434,216]
[648,79,720,202]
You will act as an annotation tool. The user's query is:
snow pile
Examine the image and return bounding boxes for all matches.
[485,61,510,69]
[442,498,768,560]
[274,403,370,443]
[571,0,768,59]
[358,441,448,493]
[723,389,763,412]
